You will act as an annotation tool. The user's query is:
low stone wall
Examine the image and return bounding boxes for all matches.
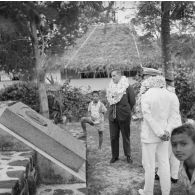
[0,110,38,195]
[0,150,37,195]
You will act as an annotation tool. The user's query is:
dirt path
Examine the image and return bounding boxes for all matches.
[86,121,144,195]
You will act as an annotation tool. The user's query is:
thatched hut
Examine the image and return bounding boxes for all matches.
[45,23,161,90]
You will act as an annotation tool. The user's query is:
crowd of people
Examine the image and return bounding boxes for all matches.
[79,67,195,195]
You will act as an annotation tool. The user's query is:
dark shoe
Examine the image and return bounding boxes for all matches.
[155,173,160,180]
[110,157,119,163]
[127,156,133,164]
[171,177,178,184]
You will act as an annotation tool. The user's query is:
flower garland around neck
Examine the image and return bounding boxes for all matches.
[167,85,176,93]
[106,76,129,105]
[135,75,166,119]
[140,75,166,94]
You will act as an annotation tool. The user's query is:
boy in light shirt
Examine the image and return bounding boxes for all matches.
[80,91,107,150]
[171,123,195,195]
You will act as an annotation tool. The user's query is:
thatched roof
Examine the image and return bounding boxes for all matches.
[49,23,161,72]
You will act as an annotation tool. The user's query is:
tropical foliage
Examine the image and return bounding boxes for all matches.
[0,83,40,112]
[133,1,195,39]
[0,81,108,122]
[132,1,195,70]
[0,1,114,118]
[0,2,113,78]
[175,65,195,120]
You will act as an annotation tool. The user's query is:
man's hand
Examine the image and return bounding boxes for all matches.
[160,131,170,141]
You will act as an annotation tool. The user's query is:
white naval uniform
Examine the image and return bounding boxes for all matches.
[141,87,172,195]
[156,86,182,180]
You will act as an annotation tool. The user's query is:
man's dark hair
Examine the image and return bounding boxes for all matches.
[165,75,174,86]
[171,123,195,143]
[110,68,122,75]
[92,90,99,95]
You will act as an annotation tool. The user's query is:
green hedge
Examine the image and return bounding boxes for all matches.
[174,66,195,120]
[0,82,40,112]
[0,82,108,122]
[1,71,193,123]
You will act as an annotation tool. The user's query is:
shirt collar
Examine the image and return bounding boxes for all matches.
[92,100,100,105]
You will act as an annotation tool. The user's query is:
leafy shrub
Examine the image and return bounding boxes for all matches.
[187,104,195,120]
[58,82,92,121]
[0,81,109,122]
[0,82,40,112]
[52,82,109,122]
[174,65,195,120]
[0,80,142,122]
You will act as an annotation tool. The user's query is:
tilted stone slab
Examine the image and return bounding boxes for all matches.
[0,102,86,182]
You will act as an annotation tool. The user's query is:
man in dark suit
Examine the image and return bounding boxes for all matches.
[106,69,136,163]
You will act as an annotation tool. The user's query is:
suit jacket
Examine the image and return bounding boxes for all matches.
[108,85,136,122]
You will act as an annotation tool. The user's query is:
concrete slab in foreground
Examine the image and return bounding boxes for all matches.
[0,102,86,182]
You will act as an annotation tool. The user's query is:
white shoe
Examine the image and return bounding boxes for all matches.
[138,189,144,195]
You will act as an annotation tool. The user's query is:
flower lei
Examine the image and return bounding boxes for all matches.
[135,75,166,119]
[106,76,129,105]
[167,85,175,93]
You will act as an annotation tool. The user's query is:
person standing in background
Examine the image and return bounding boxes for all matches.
[80,91,107,150]
[155,75,182,183]
[106,69,135,164]
[139,75,171,195]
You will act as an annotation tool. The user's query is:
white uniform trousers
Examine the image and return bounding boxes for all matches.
[157,141,180,179]
[142,141,171,195]
[169,142,180,179]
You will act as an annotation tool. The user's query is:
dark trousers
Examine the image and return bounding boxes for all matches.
[109,119,131,158]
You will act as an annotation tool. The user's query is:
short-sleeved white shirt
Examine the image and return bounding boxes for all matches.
[88,101,107,124]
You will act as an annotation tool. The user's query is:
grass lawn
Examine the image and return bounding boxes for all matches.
[66,120,188,195]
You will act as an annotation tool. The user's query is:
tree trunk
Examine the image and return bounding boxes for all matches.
[103,2,114,34]
[161,1,173,80]
[31,20,49,118]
